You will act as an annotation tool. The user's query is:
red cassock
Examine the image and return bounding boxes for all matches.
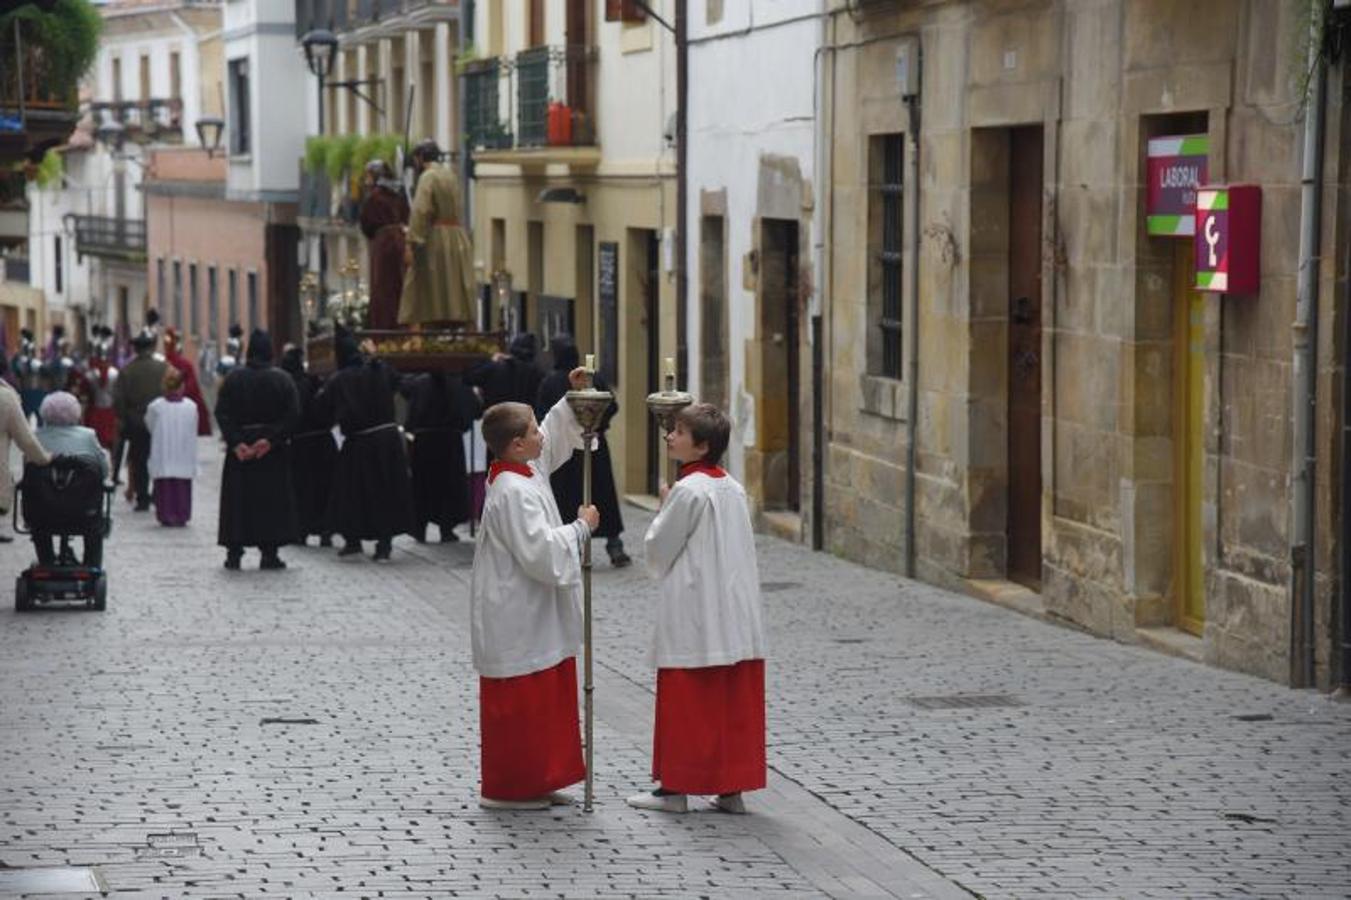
[166,350,212,436]
[652,659,766,795]
[479,656,586,801]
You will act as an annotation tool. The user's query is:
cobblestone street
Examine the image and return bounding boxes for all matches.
[2,438,1350,898]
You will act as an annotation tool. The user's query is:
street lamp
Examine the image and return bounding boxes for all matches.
[301,28,338,322]
[194,116,224,158]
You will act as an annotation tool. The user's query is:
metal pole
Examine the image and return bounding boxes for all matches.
[582,431,595,812]
[1290,6,1326,688]
[317,72,328,318]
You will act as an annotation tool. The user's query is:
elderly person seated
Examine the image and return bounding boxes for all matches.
[32,391,109,568]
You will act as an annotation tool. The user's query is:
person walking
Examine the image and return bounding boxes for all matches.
[145,367,200,527]
[279,345,338,547]
[214,330,299,571]
[112,330,168,511]
[316,330,415,561]
[163,327,212,437]
[401,370,480,543]
[0,357,52,543]
[535,334,630,567]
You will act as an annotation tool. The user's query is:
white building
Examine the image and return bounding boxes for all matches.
[686,1,822,532]
[25,0,223,346]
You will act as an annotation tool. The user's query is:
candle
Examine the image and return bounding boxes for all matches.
[664,357,676,378]
[585,353,595,371]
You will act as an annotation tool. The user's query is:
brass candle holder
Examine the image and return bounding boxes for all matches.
[645,357,694,486]
[563,357,613,814]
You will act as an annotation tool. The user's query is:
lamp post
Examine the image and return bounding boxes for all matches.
[194,116,224,158]
[302,28,338,320]
[646,357,694,487]
[564,355,614,814]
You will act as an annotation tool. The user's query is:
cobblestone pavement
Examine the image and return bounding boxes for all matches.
[1,438,1349,898]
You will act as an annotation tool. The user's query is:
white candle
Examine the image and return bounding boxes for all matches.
[664,357,676,378]
[585,353,596,371]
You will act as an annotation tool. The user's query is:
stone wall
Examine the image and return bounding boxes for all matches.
[822,0,1347,686]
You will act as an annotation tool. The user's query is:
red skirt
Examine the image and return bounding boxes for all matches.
[653,659,766,795]
[479,657,585,801]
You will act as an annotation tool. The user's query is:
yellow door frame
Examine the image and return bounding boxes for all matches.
[1173,242,1206,635]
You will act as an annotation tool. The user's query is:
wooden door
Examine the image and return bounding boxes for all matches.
[761,219,801,511]
[1007,126,1044,590]
[1173,241,1206,633]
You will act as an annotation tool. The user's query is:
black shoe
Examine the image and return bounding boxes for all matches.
[319,534,333,548]
[414,527,427,544]
[259,555,286,571]
[372,540,392,562]
[134,502,151,512]
[0,534,12,544]
[607,541,632,568]
[224,552,242,571]
[338,542,363,557]
[440,528,459,544]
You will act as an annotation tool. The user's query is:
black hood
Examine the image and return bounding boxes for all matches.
[246,329,273,366]
[279,345,304,376]
[334,327,362,369]
[549,333,578,371]
[509,332,538,363]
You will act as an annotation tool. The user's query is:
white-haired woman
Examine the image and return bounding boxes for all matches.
[33,391,109,567]
[0,356,51,543]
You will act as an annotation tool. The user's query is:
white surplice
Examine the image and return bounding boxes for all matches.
[145,396,200,480]
[470,398,589,679]
[643,469,766,669]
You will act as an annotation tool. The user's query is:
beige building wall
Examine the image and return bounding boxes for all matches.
[823,0,1348,686]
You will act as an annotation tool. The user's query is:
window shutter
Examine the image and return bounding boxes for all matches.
[606,0,647,22]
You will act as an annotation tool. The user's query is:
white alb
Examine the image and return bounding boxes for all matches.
[145,396,200,480]
[470,399,589,679]
[643,470,766,669]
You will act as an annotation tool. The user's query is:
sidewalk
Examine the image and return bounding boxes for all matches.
[1,437,1348,898]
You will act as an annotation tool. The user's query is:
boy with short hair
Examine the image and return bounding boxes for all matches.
[628,403,767,814]
[471,372,599,810]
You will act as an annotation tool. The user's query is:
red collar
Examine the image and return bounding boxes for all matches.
[678,460,726,480]
[488,460,533,484]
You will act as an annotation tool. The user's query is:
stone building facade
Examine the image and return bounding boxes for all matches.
[817,0,1349,686]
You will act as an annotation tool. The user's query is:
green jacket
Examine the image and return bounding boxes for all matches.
[113,353,168,429]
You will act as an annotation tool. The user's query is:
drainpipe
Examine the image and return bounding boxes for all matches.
[810,1,831,552]
[902,51,922,579]
[1340,238,1351,697]
[1290,5,1326,689]
[675,0,689,385]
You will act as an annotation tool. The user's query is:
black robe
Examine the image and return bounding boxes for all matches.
[316,358,415,541]
[288,369,339,538]
[465,355,544,410]
[535,369,625,540]
[401,372,480,533]
[215,362,300,548]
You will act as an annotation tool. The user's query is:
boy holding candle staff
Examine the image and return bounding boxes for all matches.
[469,358,600,810]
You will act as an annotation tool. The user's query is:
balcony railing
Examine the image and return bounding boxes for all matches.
[72,216,146,263]
[90,99,184,144]
[3,256,29,284]
[0,23,80,162]
[465,45,597,156]
[295,0,457,38]
[300,168,332,220]
[464,59,511,151]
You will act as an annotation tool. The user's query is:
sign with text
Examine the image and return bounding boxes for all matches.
[1146,134,1208,236]
[1195,185,1262,294]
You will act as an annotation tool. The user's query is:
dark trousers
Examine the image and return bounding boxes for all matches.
[33,529,103,568]
[124,422,151,506]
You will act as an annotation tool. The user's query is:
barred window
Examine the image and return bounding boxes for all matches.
[868,133,904,380]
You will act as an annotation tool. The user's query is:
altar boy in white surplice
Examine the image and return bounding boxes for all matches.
[627,403,767,815]
[469,370,599,811]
